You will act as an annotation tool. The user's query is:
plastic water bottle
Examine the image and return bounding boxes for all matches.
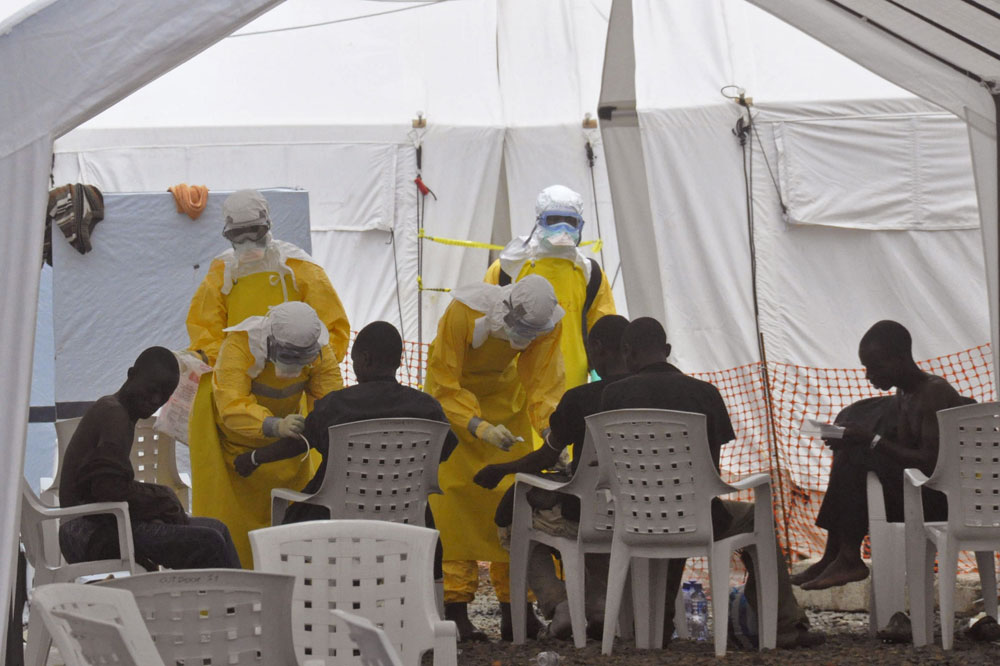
[533,651,561,665]
[681,581,694,638]
[690,582,709,642]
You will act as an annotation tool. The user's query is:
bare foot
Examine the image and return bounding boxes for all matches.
[790,559,832,586]
[800,559,869,590]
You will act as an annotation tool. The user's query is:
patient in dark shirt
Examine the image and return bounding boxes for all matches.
[59,346,241,569]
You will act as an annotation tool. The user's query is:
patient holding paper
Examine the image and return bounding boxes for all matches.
[793,320,973,592]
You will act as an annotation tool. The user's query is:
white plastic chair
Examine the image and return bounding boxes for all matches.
[332,610,405,666]
[588,409,778,657]
[905,401,1000,649]
[31,583,165,666]
[271,418,450,525]
[100,568,299,665]
[21,478,140,666]
[250,520,457,666]
[131,417,192,510]
[866,472,907,635]
[508,430,685,646]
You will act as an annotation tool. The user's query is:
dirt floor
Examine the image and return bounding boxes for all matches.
[451,565,1000,666]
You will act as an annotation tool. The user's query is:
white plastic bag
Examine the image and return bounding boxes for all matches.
[154,351,212,445]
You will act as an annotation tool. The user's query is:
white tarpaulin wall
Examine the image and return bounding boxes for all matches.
[5,0,1000,648]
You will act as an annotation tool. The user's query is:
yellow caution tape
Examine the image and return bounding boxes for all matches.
[417,229,503,251]
[416,275,451,293]
[418,229,605,255]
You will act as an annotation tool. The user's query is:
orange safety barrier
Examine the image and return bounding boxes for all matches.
[338,333,996,584]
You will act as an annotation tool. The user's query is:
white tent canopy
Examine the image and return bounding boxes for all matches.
[3,0,997,653]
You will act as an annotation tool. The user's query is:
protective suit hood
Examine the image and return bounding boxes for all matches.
[223,301,330,378]
[451,275,564,349]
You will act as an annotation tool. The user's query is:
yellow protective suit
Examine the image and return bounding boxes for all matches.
[425,300,564,603]
[486,256,614,391]
[189,332,342,568]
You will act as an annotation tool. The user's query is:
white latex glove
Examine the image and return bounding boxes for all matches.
[475,422,518,451]
[276,414,306,438]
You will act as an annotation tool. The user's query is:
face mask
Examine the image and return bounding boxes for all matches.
[273,360,304,378]
[233,239,267,264]
[539,228,580,250]
[502,326,534,350]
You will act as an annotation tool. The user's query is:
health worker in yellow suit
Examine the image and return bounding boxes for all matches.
[186,190,349,549]
[195,301,342,567]
[425,274,565,642]
[485,185,615,392]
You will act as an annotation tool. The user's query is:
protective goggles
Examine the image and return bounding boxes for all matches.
[537,209,584,230]
[223,224,269,244]
[267,336,322,366]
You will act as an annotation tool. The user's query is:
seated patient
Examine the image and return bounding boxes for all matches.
[796,320,974,592]
[600,318,821,648]
[475,314,631,640]
[59,346,241,569]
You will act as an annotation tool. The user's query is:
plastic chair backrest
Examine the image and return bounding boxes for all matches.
[100,568,298,666]
[932,401,1000,537]
[20,480,60,571]
[331,610,405,666]
[32,583,164,666]
[319,418,450,525]
[131,418,190,510]
[586,409,731,547]
[251,520,440,666]
[565,431,615,541]
[49,611,161,666]
[41,417,82,503]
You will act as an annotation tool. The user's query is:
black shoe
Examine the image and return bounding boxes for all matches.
[876,611,912,644]
[499,601,542,641]
[444,602,489,642]
[967,614,1000,642]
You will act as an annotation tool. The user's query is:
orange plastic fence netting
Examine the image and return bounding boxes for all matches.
[339,334,996,583]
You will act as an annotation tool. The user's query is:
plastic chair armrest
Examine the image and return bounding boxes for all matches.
[902,467,928,538]
[432,619,459,666]
[270,487,314,525]
[512,473,571,493]
[904,468,929,488]
[866,472,889,522]
[271,487,313,503]
[725,472,771,492]
[44,501,136,573]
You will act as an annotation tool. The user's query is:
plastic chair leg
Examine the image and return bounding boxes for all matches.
[630,558,652,648]
[673,582,689,639]
[940,542,959,650]
[24,606,51,666]
[708,552,730,657]
[649,558,669,648]
[744,543,777,650]
[559,548,588,649]
[618,571,635,641]
[509,536,534,645]
[602,542,631,656]
[908,537,933,647]
[975,550,998,621]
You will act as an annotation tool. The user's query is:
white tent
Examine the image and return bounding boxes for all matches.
[3,0,998,653]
